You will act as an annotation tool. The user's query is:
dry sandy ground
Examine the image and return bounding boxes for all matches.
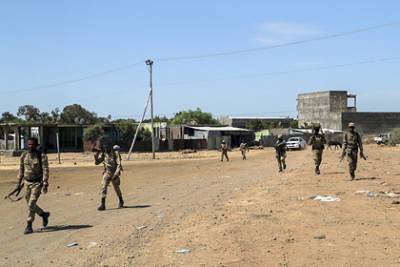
[1,145,400,267]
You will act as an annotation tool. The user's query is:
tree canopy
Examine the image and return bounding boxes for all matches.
[60,104,98,124]
[171,108,219,125]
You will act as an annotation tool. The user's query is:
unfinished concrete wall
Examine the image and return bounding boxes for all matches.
[342,112,400,135]
[297,91,348,130]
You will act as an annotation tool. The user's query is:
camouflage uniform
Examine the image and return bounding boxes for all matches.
[308,132,326,175]
[95,149,124,210]
[18,151,49,224]
[275,138,287,172]
[220,143,229,162]
[343,129,364,180]
[239,142,247,160]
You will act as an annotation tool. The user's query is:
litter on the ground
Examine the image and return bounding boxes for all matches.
[312,195,340,202]
[66,242,78,247]
[87,242,97,248]
[355,190,370,195]
[314,234,326,240]
[359,191,400,198]
[175,248,191,254]
[136,225,148,230]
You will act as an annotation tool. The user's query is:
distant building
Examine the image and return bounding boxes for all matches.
[220,116,294,129]
[183,126,254,149]
[297,90,400,134]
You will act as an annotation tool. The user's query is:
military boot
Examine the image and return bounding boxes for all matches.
[24,222,33,235]
[283,162,287,170]
[118,197,124,208]
[97,198,106,211]
[315,166,320,175]
[350,172,355,181]
[41,212,50,227]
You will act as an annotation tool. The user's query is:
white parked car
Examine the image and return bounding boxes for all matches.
[286,137,307,150]
[374,134,389,145]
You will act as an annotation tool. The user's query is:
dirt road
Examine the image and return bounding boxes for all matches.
[1,145,400,267]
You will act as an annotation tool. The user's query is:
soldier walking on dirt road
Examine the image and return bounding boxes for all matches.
[16,137,50,235]
[308,124,326,175]
[220,140,229,162]
[94,141,125,211]
[239,141,247,160]
[275,135,287,172]
[341,122,367,180]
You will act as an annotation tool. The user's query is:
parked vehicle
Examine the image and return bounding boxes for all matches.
[374,134,390,145]
[286,137,307,150]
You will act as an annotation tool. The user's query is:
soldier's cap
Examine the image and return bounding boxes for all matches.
[278,134,283,139]
[222,140,225,143]
[113,145,121,150]
[348,122,355,128]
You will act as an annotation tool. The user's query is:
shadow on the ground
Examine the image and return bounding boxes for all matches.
[37,224,93,233]
[323,171,345,175]
[356,177,381,181]
[107,205,152,211]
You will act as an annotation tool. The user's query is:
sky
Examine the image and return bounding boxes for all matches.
[1,1,400,120]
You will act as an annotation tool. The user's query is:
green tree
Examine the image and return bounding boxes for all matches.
[39,112,53,123]
[390,128,400,145]
[83,124,104,142]
[17,105,41,121]
[171,108,219,125]
[0,111,22,123]
[290,119,299,128]
[51,108,61,122]
[60,104,98,124]
[115,121,136,143]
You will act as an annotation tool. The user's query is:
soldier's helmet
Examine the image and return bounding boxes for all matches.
[113,145,121,151]
[348,122,355,128]
[222,140,226,143]
[278,134,283,139]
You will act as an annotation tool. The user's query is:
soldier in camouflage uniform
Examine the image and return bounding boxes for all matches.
[308,124,326,175]
[239,141,247,160]
[342,122,366,180]
[220,140,229,162]
[94,143,124,211]
[18,137,50,234]
[275,135,287,172]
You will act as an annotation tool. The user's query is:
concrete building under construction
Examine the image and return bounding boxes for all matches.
[297,90,400,134]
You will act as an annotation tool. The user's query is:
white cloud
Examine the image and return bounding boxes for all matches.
[256,21,322,45]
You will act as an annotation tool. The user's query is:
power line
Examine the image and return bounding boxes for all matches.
[44,55,400,105]
[1,21,399,95]
[155,21,400,62]
[156,56,400,86]
[1,60,144,94]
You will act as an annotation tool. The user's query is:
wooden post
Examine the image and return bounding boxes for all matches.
[56,130,61,164]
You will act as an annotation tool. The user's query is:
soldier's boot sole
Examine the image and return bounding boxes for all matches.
[41,212,50,228]
[118,197,125,208]
[24,223,33,235]
[98,198,106,211]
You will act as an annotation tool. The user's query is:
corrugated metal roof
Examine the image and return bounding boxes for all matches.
[186,126,250,132]
[229,116,291,119]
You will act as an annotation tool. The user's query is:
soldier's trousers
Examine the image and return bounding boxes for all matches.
[312,149,323,167]
[101,173,123,199]
[221,151,229,161]
[276,154,286,170]
[346,149,358,177]
[241,150,246,160]
[25,182,44,223]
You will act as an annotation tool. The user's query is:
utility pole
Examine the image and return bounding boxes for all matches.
[146,59,155,160]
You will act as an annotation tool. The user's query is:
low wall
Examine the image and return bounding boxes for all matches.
[342,112,400,135]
